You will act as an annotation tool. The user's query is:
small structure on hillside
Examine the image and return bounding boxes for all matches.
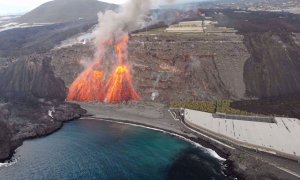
[165,20,237,33]
[165,21,204,33]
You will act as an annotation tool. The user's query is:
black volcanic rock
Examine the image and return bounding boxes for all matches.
[52,103,87,122]
[18,0,118,23]
[0,56,66,101]
[243,32,300,98]
[0,20,97,57]
[0,100,86,162]
[0,121,12,161]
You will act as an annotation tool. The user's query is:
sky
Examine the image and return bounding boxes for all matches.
[0,0,203,16]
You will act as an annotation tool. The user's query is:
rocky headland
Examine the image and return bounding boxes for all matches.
[0,55,86,161]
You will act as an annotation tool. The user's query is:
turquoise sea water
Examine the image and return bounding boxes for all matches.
[0,119,231,180]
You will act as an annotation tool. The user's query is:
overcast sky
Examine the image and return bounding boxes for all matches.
[0,0,203,16]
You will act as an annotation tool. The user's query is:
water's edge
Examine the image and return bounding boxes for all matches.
[83,117,242,179]
[1,117,241,179]
[87,117,226,161]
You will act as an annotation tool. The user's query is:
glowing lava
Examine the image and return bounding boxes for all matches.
[104,35,140,103]
[104,65,139,103]
[67,34,140,103]
[67,65,105,102]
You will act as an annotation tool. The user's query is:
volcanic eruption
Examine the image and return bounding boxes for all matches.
[104,35,140,103]
[67,35,140,103]
[67,63,105,102]
[67,0,175,104]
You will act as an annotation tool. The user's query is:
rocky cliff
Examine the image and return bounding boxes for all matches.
[47,10,300,103]
[0,55,86,161]
[211,10,300,98]
[49,32,250,102]
[0,55,66,100]
[243,32,300,98]
[0,100,86,161]
[0,104,12,161]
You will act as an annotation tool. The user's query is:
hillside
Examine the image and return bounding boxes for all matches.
[0,19,97,57]
[1,9,300,104]
[0,54,86,161]
[48,10,300,103]
[18,0,118,23]
[0,55,67,100]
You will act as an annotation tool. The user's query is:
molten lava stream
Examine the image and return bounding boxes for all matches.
[67,67,105,102]
[104,65,139,104]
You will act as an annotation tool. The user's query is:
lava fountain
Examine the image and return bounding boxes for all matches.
[67,35,139,103]
[68,0,176,103]
[104,35,140,103]
[67,63,105,102]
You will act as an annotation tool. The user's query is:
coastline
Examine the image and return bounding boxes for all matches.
[0,116,80,164]
[79,102,300,180]
[83,117,244,179]
[78,102,245,179]
[0,102,86,163]
[3,101,299,179]
[85,116,227,161]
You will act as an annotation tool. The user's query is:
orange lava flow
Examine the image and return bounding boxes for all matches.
[115,35,129,65]
[104,35,139,103]
[104,65,140,103]
[67,34,140,103]
[67,67,105,102]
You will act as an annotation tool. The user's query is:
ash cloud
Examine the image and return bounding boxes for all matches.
[93,0,175,62]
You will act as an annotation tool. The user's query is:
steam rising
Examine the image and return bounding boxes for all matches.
[68,0,177,103]
[93,0,175,61]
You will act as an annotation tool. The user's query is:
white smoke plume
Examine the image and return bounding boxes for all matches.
[93,0,175,61]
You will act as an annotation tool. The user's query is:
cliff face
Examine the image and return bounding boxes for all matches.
[0,121,11,160]
[128,33,248,102]
[50,33,250,102]
[209,9,300,99]
[0,54,87,161]
[0,100,87,162]
[243,32,300,98]
[28,10,300,103]
[0,56,66,101]
[49,31,300,102]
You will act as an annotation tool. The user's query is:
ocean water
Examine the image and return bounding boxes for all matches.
[0,119,232,180]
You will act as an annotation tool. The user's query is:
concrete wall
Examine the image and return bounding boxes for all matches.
[184,109,300,161]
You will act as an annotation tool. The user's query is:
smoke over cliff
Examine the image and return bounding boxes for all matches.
[93,0,175,61]
[67,0,177,103]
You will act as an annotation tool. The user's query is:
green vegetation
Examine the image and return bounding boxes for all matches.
[170,101,216,113]
[216,100,255,116]
[170,100,254,115]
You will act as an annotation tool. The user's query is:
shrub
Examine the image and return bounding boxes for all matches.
[170,100,254,115]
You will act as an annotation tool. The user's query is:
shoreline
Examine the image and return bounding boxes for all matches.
[79,102,300,180]
[0,101,86,163]
[1,104,241,179]
[3,101,299,179]
[85,116,227,161]
[0,124,63,163]
[0,115,238,179]
[78,102,245,179]
[83,116,244,179]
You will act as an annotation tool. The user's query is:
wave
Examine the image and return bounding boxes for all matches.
[0,157,18,168]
